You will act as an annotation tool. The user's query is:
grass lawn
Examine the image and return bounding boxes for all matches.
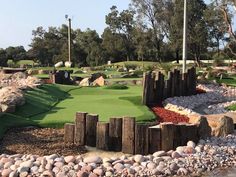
[0,84,155,139]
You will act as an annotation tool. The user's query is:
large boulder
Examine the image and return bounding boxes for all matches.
[191,116,212,139]
[55,61,64,68]
[212,116,234,137]
[79,78,90,87]
[92,76,105,86]
[65,61,72,68]
[90,73,107,82]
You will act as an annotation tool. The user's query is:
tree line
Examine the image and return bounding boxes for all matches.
[0,0,235,67]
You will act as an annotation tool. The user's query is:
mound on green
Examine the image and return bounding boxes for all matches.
[0,84,155,139]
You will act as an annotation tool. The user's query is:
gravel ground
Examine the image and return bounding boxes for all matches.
[0,128,235,177]
[0,127,86,156]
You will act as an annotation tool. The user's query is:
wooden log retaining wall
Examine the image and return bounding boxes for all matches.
[142,67,196,105]
[64,112,201,155]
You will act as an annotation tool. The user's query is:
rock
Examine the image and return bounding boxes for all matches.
[134,155,145,163]
[47,154,58,161]
[42,170,53,177]
[77,171,89,177]
[19,172,28,177]
[176,146,186,155]
[88,173,97,177]
[213,116,234,137]
[83,156,102,164]
[54,161,64,168]
[30,166,38,174]
[113,163,124,171]
[9,171,18,177]
[65,156,76,163]
[1,104,16,113]
[79,78,90,87]
[55,61,64,68]
[169,162,179,171]
[153,151,166,157]
[187,141,196,148]
[2,169,12,177]
[65,61,72,68]
[171,151,181,158]
[105,171,113,176]
[184,146,196,154]
[81,165,93,172]
[147,162,157,170]
[90,73,107,82]
[177,167,188,175]
[194,116,212,139]
[153,157,164,164]
[93,168,104,176]
[92,76,105,86]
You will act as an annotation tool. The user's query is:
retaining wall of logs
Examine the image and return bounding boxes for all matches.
[142,67,196,105]
[63,112,210,155]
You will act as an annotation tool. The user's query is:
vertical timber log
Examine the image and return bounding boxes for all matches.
[160,123,175,151]
[86,114,99,147]
[186,124,199,143]
[122,117,135,154]
[135,124,149,155]
[142,73,149,105]
[64,123,75,144]
[176,70,181,96]
[109,118,122,151]
[74,112,87,146]
[159,73,165,101]
[148,125,161,153]
[182,73,188,96]
[96,122,109,150]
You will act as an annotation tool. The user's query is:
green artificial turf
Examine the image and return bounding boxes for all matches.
[227,104,236,111]
[0,84,155,139]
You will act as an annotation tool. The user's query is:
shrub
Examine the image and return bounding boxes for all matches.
[124,63,138,70]
[105,84,129,90]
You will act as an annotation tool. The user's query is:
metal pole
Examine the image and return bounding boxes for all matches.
[182,0,187,73]
[68,18,71,63]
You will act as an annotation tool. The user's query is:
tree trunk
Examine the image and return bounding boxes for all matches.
[176,49,179,64]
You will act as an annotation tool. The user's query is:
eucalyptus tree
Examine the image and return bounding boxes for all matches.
[105,6,136,61]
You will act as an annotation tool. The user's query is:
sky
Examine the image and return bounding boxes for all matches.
[0,0,222,50]
[0,0,129,50]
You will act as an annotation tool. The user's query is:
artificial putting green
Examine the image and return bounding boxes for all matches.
[0,84,156,139]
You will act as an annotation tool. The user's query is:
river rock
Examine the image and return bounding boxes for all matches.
[153,151,166,157]
[134,155,145,163]
[65,156,76,163]
[83,156,102,164]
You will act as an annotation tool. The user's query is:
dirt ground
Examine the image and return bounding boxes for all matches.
[0,127,87,156]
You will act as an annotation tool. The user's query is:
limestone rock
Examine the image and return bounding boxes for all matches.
[92,76,105,87]
[213,116,234,137]
[79,78,90,87]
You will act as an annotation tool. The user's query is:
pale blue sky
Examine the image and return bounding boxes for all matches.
[0,0,129,49]
[0,0,215,50]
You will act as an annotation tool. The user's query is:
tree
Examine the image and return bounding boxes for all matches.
[105,6,136,61]
[169,0,209,65]
[102,28,126,62]
[5,46,27,63]
[213,0,236,57]
[131,0,172,61]
[76,29,104,66]
[204,3,227,56]
[0,49,8,67]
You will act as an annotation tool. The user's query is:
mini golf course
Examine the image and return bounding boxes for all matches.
[0,84,156,139]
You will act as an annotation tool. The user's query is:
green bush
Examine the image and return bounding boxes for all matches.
[105,84,129,90]
[124,63,138,70]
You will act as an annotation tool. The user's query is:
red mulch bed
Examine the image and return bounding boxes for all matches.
[151,104,189,124]
[150,88,206,124]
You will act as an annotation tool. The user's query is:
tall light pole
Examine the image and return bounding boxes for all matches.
[182,0,187,73]
[65,15,71,64]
